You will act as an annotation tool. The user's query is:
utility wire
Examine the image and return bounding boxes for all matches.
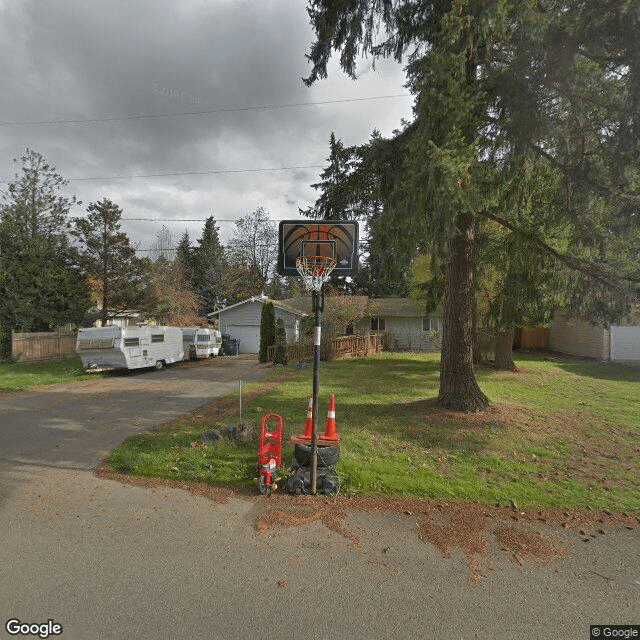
[0,164,325,184]
[0,94,411,127]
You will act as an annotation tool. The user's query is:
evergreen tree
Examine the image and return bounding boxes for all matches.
[0,149,91,332]
[176,230,195,287]
[259,301,276,363]
[300,132,359,220]
[304,0,640,411]
[193,216,226,313]
[273,317,289,365]
[73,198,148,326]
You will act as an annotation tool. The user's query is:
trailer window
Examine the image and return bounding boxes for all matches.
[197,335,210,342]
[151,334,164,343]
[77,339,114,350]
[124,337,140,346]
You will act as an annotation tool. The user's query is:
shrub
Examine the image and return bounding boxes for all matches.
[259,301,275,363]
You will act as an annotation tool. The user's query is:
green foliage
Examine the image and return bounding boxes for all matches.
[272,317,289,365]
[259,301,275,363]
[192,216,227,314]
[0,149,92,332]
[73,198,147,325]
[303,0,640,407]
[0,325,12,361]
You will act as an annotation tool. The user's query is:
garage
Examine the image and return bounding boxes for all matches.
[212,294,308,355]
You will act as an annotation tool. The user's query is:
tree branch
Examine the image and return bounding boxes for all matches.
[477,210,640,289]
[527,142,640,209]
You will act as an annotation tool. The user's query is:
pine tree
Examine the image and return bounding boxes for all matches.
[259,301,276,363]
[273,318,289,365]
[304,0,640,411]
[193,216,226,313]
[0,149,91,333]
[73,198,147,326]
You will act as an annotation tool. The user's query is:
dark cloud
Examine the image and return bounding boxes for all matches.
[0,0,413,250]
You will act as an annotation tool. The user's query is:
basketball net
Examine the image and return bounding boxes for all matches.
[295,255,337,292]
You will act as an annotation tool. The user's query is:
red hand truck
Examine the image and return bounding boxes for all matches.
[257,413,282,495]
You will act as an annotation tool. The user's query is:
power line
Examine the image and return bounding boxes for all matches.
[0,164,325,184]
[0,94,411,127]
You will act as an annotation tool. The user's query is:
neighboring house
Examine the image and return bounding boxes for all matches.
[356,298,442,351]
[209,294,308,354]
[91,308,143,327]
[549,310,640,363]
[284,296,442,352]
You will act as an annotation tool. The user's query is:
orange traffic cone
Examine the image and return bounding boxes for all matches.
[304,395,313,439]
[321,394,339,442]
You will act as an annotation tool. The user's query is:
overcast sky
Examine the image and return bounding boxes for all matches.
[0,0,414,253]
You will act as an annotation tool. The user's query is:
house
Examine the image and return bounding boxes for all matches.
[284,296,442,352]
[92,309,143,327]
[209,294,308,354]
[549,310,640,363]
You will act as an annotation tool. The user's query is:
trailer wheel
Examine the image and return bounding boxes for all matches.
[154,360,164,371]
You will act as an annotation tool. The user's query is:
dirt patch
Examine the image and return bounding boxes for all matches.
[494,527,565,565]
[93,467,640,583]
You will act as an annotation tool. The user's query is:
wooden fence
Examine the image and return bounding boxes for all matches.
[12,329,78,362]
[519,326,550,350]
[267,333,383,363]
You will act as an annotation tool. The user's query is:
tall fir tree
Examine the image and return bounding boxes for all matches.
[192,216,226,313]
[0,149,91,333]
[73,198,148,326]
[304,0,640,411]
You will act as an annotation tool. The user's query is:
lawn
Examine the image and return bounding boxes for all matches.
[0,356,102,391]
[105,352,640,511]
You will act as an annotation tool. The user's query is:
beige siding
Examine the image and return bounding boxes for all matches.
[274,308,299,343]
[355,315,441,351]
[549,311,609,360]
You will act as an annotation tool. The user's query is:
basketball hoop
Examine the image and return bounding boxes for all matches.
[296,255,337,292]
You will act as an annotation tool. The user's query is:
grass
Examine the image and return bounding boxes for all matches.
[105,352,640,511]
[0,356,102,391]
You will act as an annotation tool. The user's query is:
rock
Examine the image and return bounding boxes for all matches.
[201,429,222,443]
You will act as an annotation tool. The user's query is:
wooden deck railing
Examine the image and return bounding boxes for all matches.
[267,333,383,363]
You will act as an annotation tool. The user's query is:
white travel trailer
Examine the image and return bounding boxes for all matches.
[76,325,184,371]
[181,328,223,359]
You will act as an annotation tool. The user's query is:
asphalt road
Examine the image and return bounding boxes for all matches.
[0,355,266,469]
[1,357,638,640]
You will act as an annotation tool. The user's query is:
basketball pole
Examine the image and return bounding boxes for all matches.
[310,287,323,495]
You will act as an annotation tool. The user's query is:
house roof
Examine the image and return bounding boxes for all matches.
[209,295,309,318]
[281,296,435,318]
[368,298,430,317]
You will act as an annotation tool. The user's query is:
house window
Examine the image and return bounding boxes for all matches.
[423,316,442,332]
[151,334,164,343]
[370,317,386,331]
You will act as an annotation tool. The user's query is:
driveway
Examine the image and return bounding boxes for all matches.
[0,355,267,469]
[1,356,638,640]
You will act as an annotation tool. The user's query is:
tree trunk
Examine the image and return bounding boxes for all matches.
[494,327,516,371]
[438,212,490,412]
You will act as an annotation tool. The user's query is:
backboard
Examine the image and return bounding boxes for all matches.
[278,220,359,276]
